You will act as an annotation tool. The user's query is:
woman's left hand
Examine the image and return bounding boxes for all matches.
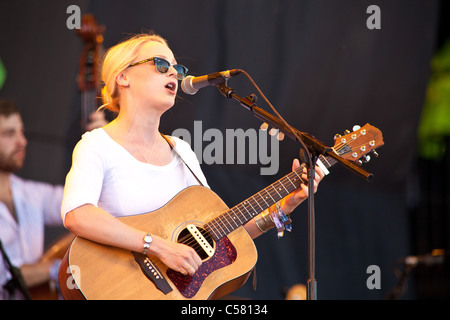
[280,159,325,215]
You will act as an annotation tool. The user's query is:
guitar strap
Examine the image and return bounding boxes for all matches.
[161,134,204,187]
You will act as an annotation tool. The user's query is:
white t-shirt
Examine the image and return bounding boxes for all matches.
[61,128,208,222]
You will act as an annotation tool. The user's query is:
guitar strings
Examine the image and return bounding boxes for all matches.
[175,227,214,254]
[149,228,211,275]
[205,137,371,238]
[206,165,306,239]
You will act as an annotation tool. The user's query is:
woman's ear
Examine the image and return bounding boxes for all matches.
[116,72,130,87]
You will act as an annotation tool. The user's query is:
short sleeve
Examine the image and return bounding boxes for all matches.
[61,131,105,223]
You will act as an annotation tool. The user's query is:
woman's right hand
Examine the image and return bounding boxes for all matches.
[150,236,202,276]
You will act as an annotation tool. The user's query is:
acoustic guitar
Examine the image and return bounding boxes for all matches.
[58,124,383,300]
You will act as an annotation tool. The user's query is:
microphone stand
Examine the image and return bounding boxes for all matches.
[0,240,31,300]
[214,83,373,300]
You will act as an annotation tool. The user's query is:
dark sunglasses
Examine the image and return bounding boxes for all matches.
[127,57,188,80]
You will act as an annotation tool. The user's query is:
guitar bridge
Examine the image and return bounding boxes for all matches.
[132,252,172,295]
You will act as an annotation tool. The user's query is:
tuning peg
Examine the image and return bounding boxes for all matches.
[352,125,361,131]
[269,128,278,136]
[344,129,351,134]
[334,133,341,141]
[363,155,371,163]
[260,122,269,131]
[268,128,284,141]
[371,150,379,157]
[247,94,258,103]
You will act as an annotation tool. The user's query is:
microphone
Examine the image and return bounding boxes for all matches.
[181,69,241,95]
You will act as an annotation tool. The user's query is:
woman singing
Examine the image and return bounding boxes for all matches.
[61,33,324,279]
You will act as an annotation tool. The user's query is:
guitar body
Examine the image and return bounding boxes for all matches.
[59,186,257,300]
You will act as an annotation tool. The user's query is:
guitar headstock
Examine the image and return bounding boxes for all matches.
[332,124,384,164]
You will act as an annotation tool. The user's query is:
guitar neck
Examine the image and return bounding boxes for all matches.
[205,153,335,240]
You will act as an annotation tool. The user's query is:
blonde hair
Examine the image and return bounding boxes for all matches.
[100,33,169,113]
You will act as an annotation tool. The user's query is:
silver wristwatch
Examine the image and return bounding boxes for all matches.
[143,233,153,254]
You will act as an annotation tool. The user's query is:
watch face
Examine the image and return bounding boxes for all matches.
[144,235,152,243]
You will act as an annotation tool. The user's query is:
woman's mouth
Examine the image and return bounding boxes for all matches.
[165,82,177,94]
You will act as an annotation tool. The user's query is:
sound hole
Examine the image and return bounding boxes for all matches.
[177,226,215,260]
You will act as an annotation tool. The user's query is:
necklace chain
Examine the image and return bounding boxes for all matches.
[130,134,157,164]
[121,106,158,164]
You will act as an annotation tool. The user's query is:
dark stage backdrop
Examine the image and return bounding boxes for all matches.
[0,0,439,299]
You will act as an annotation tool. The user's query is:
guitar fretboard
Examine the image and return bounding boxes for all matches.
[205,154,334,241]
